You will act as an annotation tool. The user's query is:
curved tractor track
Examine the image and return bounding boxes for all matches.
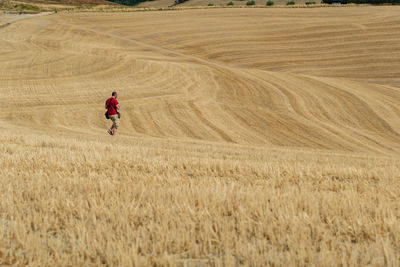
[1,7,400,154]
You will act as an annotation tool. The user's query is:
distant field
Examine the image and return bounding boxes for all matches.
[136,0,316,7]
[1,6,400,265]
[0,0,118,14]
[11,0,117,6]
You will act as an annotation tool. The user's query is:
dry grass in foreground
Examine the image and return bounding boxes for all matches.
[1,131,400,265]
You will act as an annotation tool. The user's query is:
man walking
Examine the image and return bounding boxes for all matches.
[105,92,120,136]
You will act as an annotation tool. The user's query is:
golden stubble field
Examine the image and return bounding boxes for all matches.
[1,6,400,265]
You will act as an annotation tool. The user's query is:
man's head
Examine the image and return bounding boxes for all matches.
[112,91,118,98]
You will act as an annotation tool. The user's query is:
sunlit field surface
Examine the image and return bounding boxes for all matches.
[1,6,400,265]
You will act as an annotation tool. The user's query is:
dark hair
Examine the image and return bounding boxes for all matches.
[112,92,117,96]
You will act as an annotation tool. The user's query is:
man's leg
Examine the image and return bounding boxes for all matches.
[108,117,115,135]
[110,115,119,136]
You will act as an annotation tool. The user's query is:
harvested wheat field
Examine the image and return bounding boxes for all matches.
[1,6,400,265]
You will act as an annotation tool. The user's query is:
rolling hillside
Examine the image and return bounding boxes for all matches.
[1,7,400,153]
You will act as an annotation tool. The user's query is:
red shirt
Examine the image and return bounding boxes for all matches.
[106,98,118,115]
